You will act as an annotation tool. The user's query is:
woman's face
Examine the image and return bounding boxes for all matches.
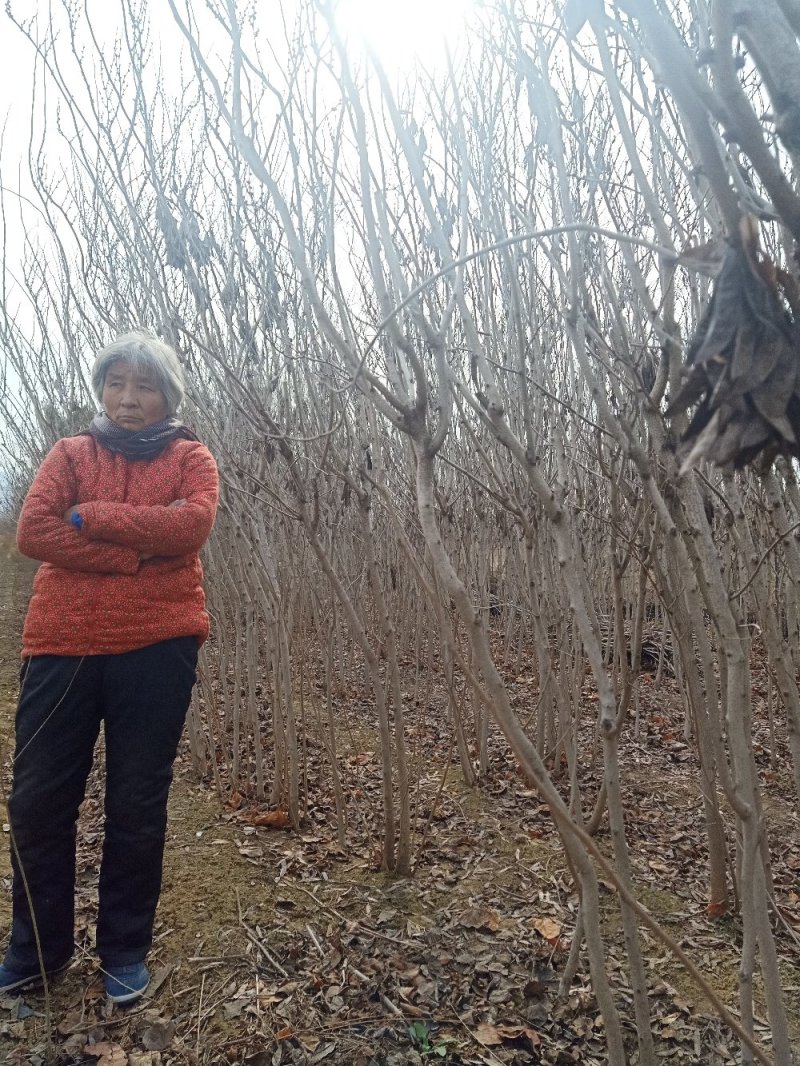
[102,359,170,430]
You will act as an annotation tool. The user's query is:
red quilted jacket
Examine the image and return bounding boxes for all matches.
[17,434,219,657]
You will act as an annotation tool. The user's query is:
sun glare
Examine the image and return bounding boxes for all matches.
[332,0,477,71]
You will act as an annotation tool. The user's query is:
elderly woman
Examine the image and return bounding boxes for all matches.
[0,331,218,1004]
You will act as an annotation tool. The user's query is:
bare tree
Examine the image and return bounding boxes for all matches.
[3,1,799,1061]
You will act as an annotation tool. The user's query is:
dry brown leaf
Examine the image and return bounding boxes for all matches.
[139,1020,176,1052]
[525,1028,541,1049]
[276,1026,294,1041]
[676,239,725,275]
[82,1043,127,1065]
[504,1025,541,1049]
[459,906,501,932]
[648,860,671,874]
[707,899,730,919]
[128,1053,162,1066]
[57,1010,86,1036]
[310,1043,337,1060]
[250,810,291,829]
[474,1023,502,1046]
[474,1023,540,1049]
[531,916,562,943]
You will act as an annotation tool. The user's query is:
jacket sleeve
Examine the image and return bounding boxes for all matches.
[16,441,141,574]
[79,444,219,556]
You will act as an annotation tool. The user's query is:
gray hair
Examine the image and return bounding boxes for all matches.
[91,330,186,415]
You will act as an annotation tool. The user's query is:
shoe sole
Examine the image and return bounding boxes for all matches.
[106,983,148,1005]
[105,970,150,1005]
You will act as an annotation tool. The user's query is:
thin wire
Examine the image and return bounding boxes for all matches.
[1,653,85,1022]
[9,656,152,999]
[340,224,678,393]
[13,657,86,763]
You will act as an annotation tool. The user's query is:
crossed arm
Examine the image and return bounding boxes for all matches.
[17,440,219,574]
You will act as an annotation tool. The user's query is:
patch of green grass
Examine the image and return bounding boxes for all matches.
[407,1020,458,1058]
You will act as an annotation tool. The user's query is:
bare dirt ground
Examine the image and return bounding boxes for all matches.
[0,534,798,1065]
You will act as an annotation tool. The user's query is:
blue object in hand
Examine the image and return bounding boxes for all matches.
[70,511,84,531]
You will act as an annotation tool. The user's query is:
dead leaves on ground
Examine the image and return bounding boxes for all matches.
[474,1021,541,1052]
[226,792,293,830]
[530,917,563,947]
[458,906,502,933]
[82,1044,127,1065]
[2,641,797,1063]
[247,810,292,829]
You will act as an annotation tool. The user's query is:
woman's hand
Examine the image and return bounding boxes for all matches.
[66,498,187,560]
[65,500,184,522]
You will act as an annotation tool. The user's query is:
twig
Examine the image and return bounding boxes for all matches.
[291,883,419,947]
[379,993,405,1017]
[545,803,776,1065]
[731,519,800,599]
[305,923,325,956]
[270,1011,393,1035]
[234,887,290,977]
[353,224,677,388]
[196,972,205,1062]
[242,927,290,978]
[456,1013,507,1066]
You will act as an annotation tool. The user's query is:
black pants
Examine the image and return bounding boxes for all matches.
[4,637,198,972]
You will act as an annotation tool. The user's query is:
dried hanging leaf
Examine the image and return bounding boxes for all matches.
[676,238,726,276]
[668,223,800,471]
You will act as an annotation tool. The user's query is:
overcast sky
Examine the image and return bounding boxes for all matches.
[0,0,478,159]
[0,0,478,298]
[0,0,480,447]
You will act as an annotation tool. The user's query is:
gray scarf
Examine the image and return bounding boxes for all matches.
[85,412,198,461]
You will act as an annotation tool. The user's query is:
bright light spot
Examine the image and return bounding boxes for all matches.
[332,0,477,71]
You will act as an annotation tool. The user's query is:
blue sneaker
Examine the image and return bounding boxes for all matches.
[0,960,69,996]
[104,961,150,1005]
